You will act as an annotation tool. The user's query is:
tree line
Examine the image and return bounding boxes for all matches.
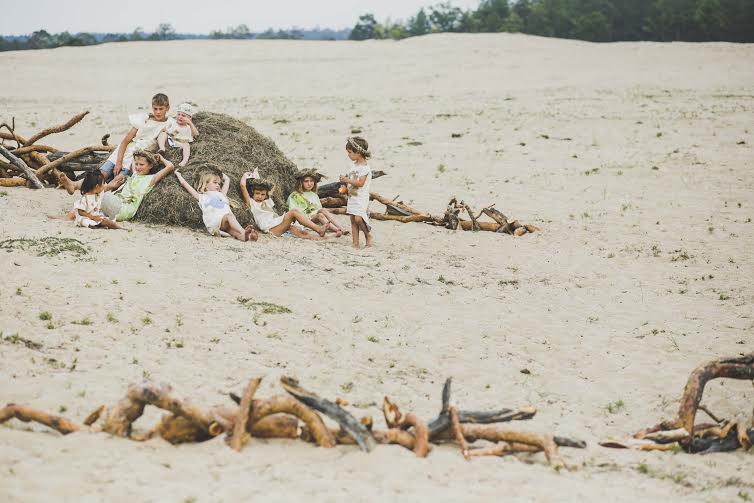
[349,0,754,42]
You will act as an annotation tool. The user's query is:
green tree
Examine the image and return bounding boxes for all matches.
[28,30,54,49]
[350,13,379,40]
[408,8,432,35]
[474,0,511,31]
[156,23,176,40]
[429,2,464,31]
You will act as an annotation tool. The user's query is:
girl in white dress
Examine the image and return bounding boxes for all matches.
[175,170,257,242]
[72,171,124,230]
[340,136,373,248]
[239,172,327,240]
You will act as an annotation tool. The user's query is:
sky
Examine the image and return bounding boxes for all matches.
[0,0,482,36]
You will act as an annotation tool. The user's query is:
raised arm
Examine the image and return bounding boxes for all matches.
[221,173,230,195]
[114,127,138,175]
[188,116,199,137]
[175,170,200,200]
[240,172,252,208]
[149,154,176,187]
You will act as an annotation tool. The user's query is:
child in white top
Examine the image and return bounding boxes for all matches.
[175,170,257,242]
[239,172,327,240]
[158,102,199,167]
[72,171,124,230]
[340,136,373,248]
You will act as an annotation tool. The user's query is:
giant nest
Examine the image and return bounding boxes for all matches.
[136,112,298,228]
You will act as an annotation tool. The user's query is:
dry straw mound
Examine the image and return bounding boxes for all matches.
[136,112,298,228]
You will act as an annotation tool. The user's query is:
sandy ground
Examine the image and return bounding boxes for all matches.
[1,34,753,502]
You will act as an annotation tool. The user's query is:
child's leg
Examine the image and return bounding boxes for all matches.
[98,217,126,230]
[287,225,325,240]
[179,142,190,167]
[317,209,344,235]
[57,172,82,195]
[47,210,76,221]
[350,216,359,248]
[270,209,325,237]
[354,216,372,247]
[220,213,247,241]
[157,131,167,153]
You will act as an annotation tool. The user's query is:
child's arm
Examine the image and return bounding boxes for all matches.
[239,172,252,208]
[114,127,138,175]
[221,173,230,195]
[339,174,368,188]
[175,170,200,200]
[187,116,199,137]
[149,154,176,187]
[104,175,126,192]
[77,209,103,223]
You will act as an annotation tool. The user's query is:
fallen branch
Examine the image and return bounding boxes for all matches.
[37,146,114,177]
[0,145,44,189]
[24,111,89,146]
[228,377,262,451]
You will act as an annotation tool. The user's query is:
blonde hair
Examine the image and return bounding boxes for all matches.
[197,173,221,193]
[295,175,319,193]
[132,150,156,166]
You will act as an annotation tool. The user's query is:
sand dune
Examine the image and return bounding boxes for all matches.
[1,34,753,502]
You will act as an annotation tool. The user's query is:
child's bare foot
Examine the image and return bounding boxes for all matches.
[317,225,327,237]
[365,235,374,247]
[335,228,343,238]
[245,225,258,242]
[179,160,188,167]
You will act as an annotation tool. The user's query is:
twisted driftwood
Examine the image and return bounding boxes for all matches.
[601,353,754,454]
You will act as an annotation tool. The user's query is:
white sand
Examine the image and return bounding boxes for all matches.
[1,34,753,502]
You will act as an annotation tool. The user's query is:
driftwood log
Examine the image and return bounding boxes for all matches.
[0,376,584,466]
[600,353,754,454]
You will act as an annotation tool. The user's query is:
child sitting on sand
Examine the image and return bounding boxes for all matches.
[157,102,198,167]
[175,170,257,241]
[72,171,124,230]
[286,169,345,237]
[340,136,373,248]
[239,171,327,240]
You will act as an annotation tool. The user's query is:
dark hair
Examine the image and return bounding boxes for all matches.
[345,136,371,159]
[81,171,104,195]
[152,93,170,107]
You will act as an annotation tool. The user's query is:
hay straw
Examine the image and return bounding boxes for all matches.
[136,112,298,228]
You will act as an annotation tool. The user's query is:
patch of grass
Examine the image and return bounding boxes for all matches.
[340,382,353,393]
[106,312,118,323]
[436,164,446,174]
[367,336,379,343]
[39,311,52,321]
[72,317,93,326]
[59,405,67,413]
[209,337,220,344]
[273,118,289,125]
[237,297,292,325]
[142,316,152,325]
[670,249,692,262]
[2,332,43,350]
[406,140,422,146]
[607,399,625,414]
[583,167,600,176]
[0,237,91,259]
[15,287,22,296]
[498,279,519,287]
[719,293,731,301]
[438,275,455,285]
[165,339,184,349]
[46,322,55,330]
[0,190,7,197]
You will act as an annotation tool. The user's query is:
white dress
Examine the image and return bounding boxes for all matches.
[199,191,232,236]
[106,113,176,170]
[165,122,194,145]
[73,193,104,228]
[249,198,284,233]
[345,163,372,229]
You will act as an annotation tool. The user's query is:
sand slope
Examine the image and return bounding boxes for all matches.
[1,34,753,502]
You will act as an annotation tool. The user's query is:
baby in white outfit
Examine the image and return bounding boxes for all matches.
[158,102,198,167]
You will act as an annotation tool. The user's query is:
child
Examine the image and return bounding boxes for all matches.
[339,136,373,248]
[239,172,327,240]
[157,102,198,167]
[58,93,175,193]
[100,151,175,222]
[72,171,124,230]
[175,170,257,242]
[286,169,346,237]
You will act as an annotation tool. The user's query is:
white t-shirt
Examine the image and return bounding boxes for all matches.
[107,113,176,170]
[249,198,284,233]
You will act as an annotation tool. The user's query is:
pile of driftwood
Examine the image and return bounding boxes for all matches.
[0,112,113,189]
[0,376,585,467]
[600,353,754,454]
[318,181,541,236]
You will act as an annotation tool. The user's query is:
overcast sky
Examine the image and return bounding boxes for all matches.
[1,0,481,36]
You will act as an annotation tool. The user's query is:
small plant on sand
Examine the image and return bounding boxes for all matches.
[0,237,91,259]
[142,316,153,326]
[39,311,52,321]
[607,399,625,414]
[237,297,292,325]
[72,317,93,326]
[367,336,379,343]
[106,312,118,323]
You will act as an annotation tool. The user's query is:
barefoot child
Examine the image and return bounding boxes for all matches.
[174,170,257,241]
[72,171,124,230]
[239,172,327,240]
[157,102,198,167]
[340,136,373,248]
[286,169,346,237]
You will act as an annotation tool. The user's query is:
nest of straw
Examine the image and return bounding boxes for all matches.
[136,112,298,228]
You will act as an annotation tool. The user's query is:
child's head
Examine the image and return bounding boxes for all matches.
[175,102,195,126]
[151,93,170,120]
[345,136,370,161]
[132,150,157,175]
[197,172,221,193]
[250,180,274,202]
[294,169,323,193]
[80,171,105,195]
